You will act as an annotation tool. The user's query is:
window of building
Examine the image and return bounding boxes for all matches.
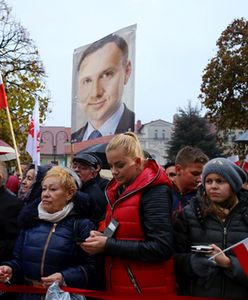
[162,130,166,139]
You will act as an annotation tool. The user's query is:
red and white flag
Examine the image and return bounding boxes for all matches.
[242,155,248,173]
[0,74,8,110]
[26,100,40,167]
[232,237,248,276]
[227,155,240,166]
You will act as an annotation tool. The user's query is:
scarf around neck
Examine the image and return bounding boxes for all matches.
[38,202,74,223]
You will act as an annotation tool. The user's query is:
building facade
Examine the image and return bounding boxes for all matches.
[40,126,113,167]
[136,119,174,165]
[40,126,72,166]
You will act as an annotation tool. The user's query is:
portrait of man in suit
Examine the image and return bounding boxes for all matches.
[71,31,135,142]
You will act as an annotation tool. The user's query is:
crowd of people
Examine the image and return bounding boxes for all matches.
[0,132,248,299]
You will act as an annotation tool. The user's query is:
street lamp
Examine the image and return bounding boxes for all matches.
[40,130,71,165]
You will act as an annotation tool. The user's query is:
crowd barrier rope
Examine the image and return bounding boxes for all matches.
[0,283,221,299]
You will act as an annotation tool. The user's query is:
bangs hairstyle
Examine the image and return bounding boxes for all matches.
[42,166,77,195]
[106,132,144,160]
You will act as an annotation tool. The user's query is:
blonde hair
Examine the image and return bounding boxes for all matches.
[42,166,77,196]
[106,132,145,160]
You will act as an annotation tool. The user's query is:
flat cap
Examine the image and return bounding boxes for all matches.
[73,153,98,169]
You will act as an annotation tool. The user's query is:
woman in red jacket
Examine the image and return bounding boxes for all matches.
[81,132,176,295]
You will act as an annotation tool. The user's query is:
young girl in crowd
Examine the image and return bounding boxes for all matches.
[81,132,176,295]
[173,157,248,299]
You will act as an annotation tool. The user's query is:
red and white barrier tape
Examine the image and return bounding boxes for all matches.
[0,283,221,299]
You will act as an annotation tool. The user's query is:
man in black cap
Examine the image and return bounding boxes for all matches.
[72,153,107,225]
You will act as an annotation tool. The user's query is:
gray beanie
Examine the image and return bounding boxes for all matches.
[202,157,247,194]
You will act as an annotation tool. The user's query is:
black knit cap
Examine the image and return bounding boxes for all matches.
[72,153,98,169]
[202,157,247,194]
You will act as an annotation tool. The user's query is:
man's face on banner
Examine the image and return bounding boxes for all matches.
[78,42,131,128]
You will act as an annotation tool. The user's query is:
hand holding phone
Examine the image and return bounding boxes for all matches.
[74,237,85,243]
[103,218,119,238]
[191,245,214,254]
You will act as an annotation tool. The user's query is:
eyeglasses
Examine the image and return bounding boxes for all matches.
[72,162,91,171]
[168,172,176,177]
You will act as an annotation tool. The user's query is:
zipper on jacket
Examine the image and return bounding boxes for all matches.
[40,223,57,277]
[125,265,142,294]
[223,227,227,248]
[220,225,228,298]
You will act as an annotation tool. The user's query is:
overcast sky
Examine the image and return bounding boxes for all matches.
[6,0,248,127]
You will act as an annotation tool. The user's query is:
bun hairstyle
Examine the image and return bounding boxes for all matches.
[106,132,145,160]
[42,166,77,197]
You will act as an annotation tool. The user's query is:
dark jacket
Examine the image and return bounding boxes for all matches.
[103,159,176,294]
[71,104,135,142]
[96,175,109,192]
[4,202,97,300]
[171,183,197,212]
[76,178,107,225]
[0,187,23,262]
[173,189,248,299]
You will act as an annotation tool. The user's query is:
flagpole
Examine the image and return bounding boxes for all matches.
[209,237,248,260]
[0,73,22,177]
[5,106,22,178]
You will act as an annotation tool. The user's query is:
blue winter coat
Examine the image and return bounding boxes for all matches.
[5,213,96,300]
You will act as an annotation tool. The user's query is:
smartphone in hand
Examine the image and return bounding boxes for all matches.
[191,245,214,254]
[74,237,85,243]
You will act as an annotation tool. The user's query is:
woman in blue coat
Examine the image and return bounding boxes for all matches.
[0,166,97,299]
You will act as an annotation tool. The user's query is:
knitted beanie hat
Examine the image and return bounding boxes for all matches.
[202,157,247,194]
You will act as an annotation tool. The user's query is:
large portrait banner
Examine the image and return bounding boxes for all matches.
[71,24,136,143]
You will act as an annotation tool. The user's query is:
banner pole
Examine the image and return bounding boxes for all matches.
[5,106,22,177]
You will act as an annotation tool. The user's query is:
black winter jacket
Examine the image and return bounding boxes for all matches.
[78,178,107,225]
[0,187,23,262]
[173,189,248,299]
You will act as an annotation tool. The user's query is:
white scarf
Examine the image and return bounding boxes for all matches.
[38,202,74,223]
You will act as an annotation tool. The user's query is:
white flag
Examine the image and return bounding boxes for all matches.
[26,100,40,166]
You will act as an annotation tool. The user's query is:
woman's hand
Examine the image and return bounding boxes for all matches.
[210,244,231,269]
[0,266,12,283]
[41,272,64,287]
[80,230,107,255]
